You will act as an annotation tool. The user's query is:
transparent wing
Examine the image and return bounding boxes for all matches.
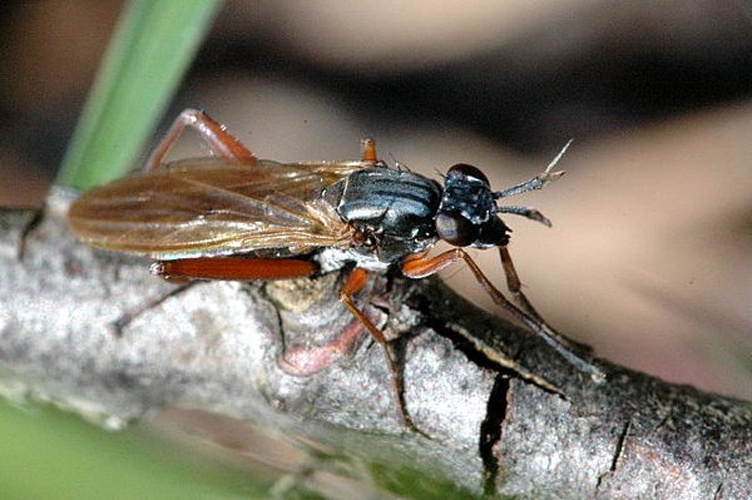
[68,157,364,259]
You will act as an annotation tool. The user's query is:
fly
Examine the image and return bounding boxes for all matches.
[68,109,604,429]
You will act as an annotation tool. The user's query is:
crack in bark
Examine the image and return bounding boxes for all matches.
[595,419,631,490]
[713,482,724,500]
[610,420,631,472]
[480,373,511,496]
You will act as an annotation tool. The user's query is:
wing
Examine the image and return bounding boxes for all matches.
[68,157,365,259]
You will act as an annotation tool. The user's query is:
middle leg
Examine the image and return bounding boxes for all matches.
[339,268,420,432]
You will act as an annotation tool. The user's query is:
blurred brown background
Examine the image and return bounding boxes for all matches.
[2,0,751,400]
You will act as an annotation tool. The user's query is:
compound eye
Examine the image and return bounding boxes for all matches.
[436,212,480,247]
[446,163,489,185]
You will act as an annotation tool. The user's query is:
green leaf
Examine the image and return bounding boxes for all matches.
[56,0,222,190]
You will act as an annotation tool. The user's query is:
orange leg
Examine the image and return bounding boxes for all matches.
[498,246,592,352]
[144,109,257,171]
[148,110,378,171]
[340,268,419,431]
[498,246,546,324]
[339,268,387,344]
[361,138,378,163]
[402,249,604,380]
[151,257,318,281]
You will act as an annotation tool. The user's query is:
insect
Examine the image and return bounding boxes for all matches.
[68,109,603,429]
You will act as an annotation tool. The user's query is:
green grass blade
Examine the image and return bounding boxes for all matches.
[56,0,223,190]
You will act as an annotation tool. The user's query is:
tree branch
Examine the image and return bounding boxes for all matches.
[1,189,750,498]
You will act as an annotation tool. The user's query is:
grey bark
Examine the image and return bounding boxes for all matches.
[1,189,750,498]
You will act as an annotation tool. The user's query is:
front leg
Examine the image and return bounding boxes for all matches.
[402,249,605,381]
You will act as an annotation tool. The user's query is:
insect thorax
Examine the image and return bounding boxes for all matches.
[323,166,442,266]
